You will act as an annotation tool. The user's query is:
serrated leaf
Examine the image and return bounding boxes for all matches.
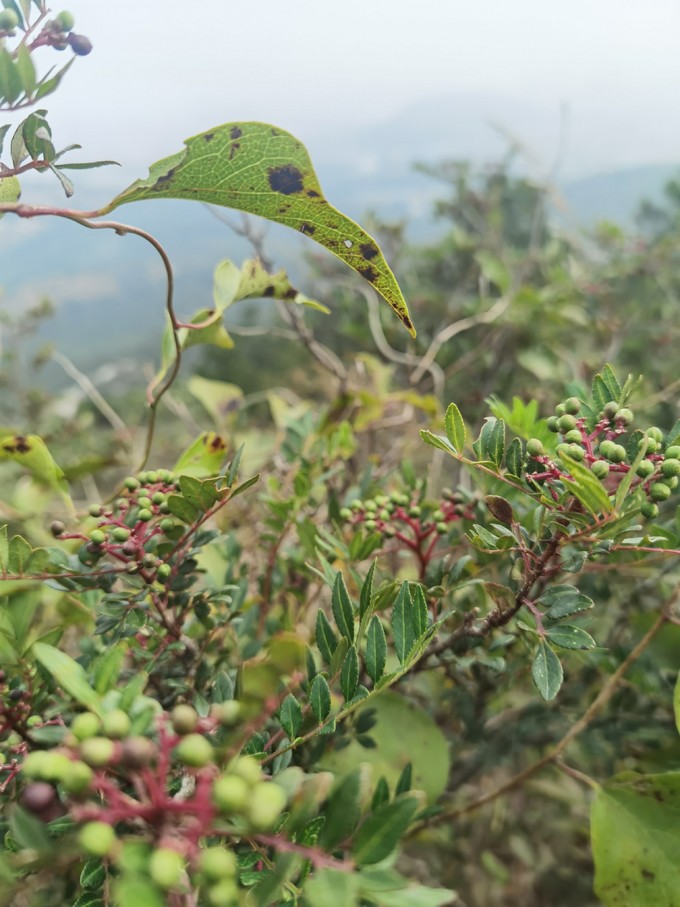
[545,624,597,650]
[340,645,359,701]
[365,616,386,684]
[592,373,614,411]
[592,771,680,907]
[331,571,354,642]
[80,859,106,891]
[33,642,102,713]
[505,436,523,476]
[310,674,331,723]
[102,122,414,336]
[359,558,377,621]
[391,582,415,665]
[315,610,338,666]
[600,364,622,400]
[559,451,613,516]
[475,417,505,467]
[411,585,429,638]
[279,693,302,739]
[419,429,456,455]
[539,584,594,619]
[444,402,466,453]
[352,795,420,865]
[531,640,563,701]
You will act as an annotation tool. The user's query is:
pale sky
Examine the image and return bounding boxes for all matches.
[6,0,680,197]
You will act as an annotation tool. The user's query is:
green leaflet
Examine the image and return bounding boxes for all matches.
[101,123,414,337]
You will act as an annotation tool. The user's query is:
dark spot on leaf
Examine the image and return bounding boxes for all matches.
[641,869,655,880]
[306,189,320,198]
[155,167,175,188]
[300,223,315,235]
[204,133,215,142]
[271,128,280,136]
[263,285,275,297]
[230,126,243,140]
[229,142,240,160]
[402,314,414,331]
[3,435,30,454]
[206,435,226,451]
[360,242,379,261]
[358,266,378,283]
[268,165,304,195]
[283,288,297,300]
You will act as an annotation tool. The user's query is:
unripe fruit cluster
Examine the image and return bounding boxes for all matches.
[340,489,472,542]
[528,395,679,518]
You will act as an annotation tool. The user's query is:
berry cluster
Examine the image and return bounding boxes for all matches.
[17,702,286,905]
[525,397,679,518]
[52,470,184,583]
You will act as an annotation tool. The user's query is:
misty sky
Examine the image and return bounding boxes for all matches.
[7,0,680,198]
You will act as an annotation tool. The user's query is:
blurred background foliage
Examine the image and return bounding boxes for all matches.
[2,153,680,906]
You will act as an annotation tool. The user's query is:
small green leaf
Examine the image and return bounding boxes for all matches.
[395,762,412,795]
[279,694,302,740]
[538,584,594,619]
[80,859,106,891]
[8,806,51,851]
[475,417,505,467]
[33,643,102,713]
[559,451,613,516]
[103,122,414,336]
[444,403,466,453]
[365,616,387,684]
[340,645,359,701]
[226,443,244,487]
[411,585,429,638]
[315,610,338,666]
[545,625,597,650]
[0,48,23,103]
[531,641,563,701]
[14,45,35,97]
[391,582,415,665]
[178,474,220,511]
[505,437,523,477]
[310,674,331,723]
[359,559,377,621]
[165,494,199,524]
[371,776,390,810]
[173,432,227,478]
[352,795,420,865]
[0,433,69,498]
[331,571,355,642]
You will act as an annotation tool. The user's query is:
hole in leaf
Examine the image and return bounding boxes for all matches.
[344,239,353,248]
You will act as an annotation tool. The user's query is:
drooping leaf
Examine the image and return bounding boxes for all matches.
[101,123,415,336]
[531,640,563,701]
[591,771,680,906]
[419,429,456,455]
[352,795,420,865]
[365,616,386,684]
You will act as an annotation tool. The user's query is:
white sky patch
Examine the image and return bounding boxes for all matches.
[5,273,119,314]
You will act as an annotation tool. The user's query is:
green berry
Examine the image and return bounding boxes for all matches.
[650,483,671,502]
[213,774,250,813]
[436,522,448,535]
[432,509,445,522]
[526,438,545,459]
[245,781,288,830]
[546,416,559,433]
[151,492,165,505]
[145,471,159,484]
[564,397,581,415]
[591,460,610,479]
[636,460,655,479]
[614,408,633,426]
[408,506,421,517]
[89,529,106,546]
[364,520,377,531]
[364,500,377,513]
[563,430,582,444]
[124,477,140,491]
[171,705,199,735]
[50,520,66,537]
[26,715,42,728]
[350,499,363,511]
[111,527,131,542]
[199,846,238,881]
[149,848,185,890]
[554,404,566,417]
[339,508,352,520]
[609,445,627,463]
[662,458,680,478]
[79,736,116,768]
[207,879,239,907]
[89,504,103,518]
[137,496,152,509]
[603,402,619,419]
[0,10,19,30]
[79,822,116,858]
[662,475,679,490]
[557,414,577,433]
[640,501,659,519]
[102,709,131,740]
[40,752,72,782]
[157,563,172,580]
[60,760,94,794]
[378,509,390,521]
[665,445,680,459]
[213,701,241,727]
[231,755,262,786]
[21,751,51,779]
[174,733,213,768]
[55,11,75,31]
[160,518,177,533]
[647,427,664,443]
[137,508,153,522]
